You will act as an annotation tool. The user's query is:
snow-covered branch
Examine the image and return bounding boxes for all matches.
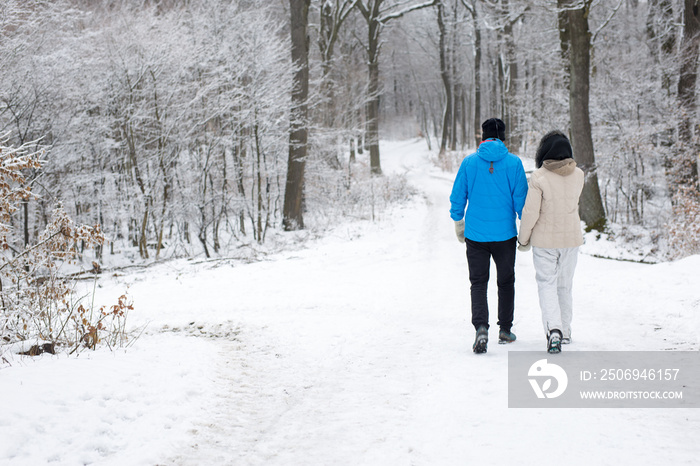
[591,0,624,44]
[378,0,437,24]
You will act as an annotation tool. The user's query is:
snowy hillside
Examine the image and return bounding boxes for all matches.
[1,140,698,465]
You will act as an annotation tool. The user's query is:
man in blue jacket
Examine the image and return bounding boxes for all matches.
[449,118,528,354]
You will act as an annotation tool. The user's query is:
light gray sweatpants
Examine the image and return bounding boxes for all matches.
[532,246,579,339]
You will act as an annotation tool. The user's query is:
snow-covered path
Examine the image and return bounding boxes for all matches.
[2,140,699,465]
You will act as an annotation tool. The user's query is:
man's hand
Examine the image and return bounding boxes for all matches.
[454,220,465,243]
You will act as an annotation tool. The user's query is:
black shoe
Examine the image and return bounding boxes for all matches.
[473,325,488,354]
[548,330,562,354]
[498,329,516,344]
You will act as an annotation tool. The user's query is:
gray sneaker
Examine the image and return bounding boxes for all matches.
[548,330,562,353]
[473,325,488,354]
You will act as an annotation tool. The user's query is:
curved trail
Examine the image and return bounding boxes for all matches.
[2,140,696,465]
[162,140,698,465]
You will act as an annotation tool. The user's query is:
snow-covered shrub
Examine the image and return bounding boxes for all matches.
[434,149,462,174]
[0,141,131,354]
[667,186,700,259]
[304,156,415,228]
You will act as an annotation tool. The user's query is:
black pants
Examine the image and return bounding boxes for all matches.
[466,237,517,332]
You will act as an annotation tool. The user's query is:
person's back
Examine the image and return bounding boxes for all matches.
[449,118,528,354]
[450,138,527,242]
[517,131,584,353]
[519,159,584,248]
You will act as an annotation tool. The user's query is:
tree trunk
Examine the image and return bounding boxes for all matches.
[233,137,247,237]
[283,0,311,230]
[467,0,482,147]
[563,0,606,230]
[22,200,29,247]
[319,2,335,128]
[139,203,149,259]
[449,3,458,151]
[366,12,382,175]
[558,0,571,83]
[459,0,482,147]
[501,0,520,151]
[255,124,264,243]
[437,0,452,157]
[460,85,467,149]
[678,0,700,145]
[672,0,700,194]
[198,222,210,258]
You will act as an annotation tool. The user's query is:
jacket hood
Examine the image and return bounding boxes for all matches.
[477,139,509,162]
[543,158,577,176]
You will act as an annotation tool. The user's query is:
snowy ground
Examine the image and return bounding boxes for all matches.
[1,140,699,465]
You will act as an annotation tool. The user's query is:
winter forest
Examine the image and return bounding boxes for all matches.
[2,0,699,255]
[1,0,700,346]
[2,1,700,463]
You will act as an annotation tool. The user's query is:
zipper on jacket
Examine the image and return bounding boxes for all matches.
[489,161,494,174]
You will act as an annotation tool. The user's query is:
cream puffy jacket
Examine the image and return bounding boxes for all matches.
[518,159,584,248]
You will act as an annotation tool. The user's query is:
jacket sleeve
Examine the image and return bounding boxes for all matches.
[518,174,542,246]
[512,160,528,219]
[449,160,468,221]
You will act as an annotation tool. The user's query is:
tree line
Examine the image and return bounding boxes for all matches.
[1,0,699,261]
[288,0,700,257]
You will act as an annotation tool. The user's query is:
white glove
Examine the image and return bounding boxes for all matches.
[517,241,531,252]
[454,220,465,243]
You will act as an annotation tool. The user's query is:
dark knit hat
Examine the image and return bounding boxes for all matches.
[535,131,573,168]
[481,118,505,142]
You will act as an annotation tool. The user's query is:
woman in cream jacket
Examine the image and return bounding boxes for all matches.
[518,131,584,353]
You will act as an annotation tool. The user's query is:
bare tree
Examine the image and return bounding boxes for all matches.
[318,0,358,126]
[436,0,453,157]
[497,0,526,151]
[675,0,700,189]
[558,0,606,230]
[355,0,436,175]
[646,0,676,95]
[283,0,311,230]
[458,0,481,147]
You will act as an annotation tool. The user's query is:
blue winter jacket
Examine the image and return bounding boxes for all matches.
[449,139,528,242]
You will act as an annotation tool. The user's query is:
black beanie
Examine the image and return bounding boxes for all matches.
[535,131,573,168]
[481,118,505,142]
